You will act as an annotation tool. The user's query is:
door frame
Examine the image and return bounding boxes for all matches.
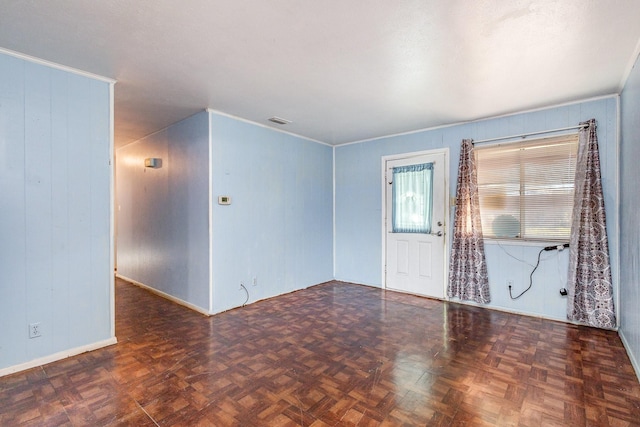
[381,148,450,296]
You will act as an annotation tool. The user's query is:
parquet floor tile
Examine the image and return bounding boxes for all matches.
[1,278,640,426]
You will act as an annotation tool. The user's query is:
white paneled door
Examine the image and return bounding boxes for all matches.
[384,151,447,298]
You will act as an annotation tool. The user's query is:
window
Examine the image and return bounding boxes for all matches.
[392,163,434,233]
[475,134,578,241]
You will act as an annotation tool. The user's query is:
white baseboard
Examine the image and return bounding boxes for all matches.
[0,337,117,378]
[116,274,211,316]
[361,281,618,329]
[619,329,640,383]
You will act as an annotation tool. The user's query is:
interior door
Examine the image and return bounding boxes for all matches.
[385,151,446,298]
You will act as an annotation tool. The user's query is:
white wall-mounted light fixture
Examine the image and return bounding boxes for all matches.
[144,158,162,168]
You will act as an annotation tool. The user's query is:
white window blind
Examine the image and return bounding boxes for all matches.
[475,134,578,241]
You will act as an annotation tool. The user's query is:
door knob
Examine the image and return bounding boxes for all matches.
[432,231,443,237]
[437,221,443,226]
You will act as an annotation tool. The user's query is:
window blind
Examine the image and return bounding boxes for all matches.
[475,134,578,241]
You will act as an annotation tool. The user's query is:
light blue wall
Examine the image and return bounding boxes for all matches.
[335,98,619,322]
[620,54,640,379]
[0,52,113,370]
[210,112,333,313]
[116,111,333,315]
[116,111,210,311]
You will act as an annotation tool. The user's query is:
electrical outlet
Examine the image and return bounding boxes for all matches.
[507,279,514,289]
[29,323,41,339]
[252,276,257,286]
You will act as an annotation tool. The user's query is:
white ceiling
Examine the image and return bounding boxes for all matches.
[1,1,640,147]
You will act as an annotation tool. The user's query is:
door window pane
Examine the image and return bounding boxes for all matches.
[392,163,434,233]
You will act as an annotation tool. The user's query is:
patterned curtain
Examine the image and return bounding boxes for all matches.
[448,139,490,303]
[567,119,616,328]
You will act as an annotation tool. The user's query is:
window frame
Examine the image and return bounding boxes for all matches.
[474,133,579,243]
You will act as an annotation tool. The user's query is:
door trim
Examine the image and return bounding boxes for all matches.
[381,148,450,296]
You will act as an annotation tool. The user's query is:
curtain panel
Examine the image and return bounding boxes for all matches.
[567,119,616,329]
[448,139,490,304]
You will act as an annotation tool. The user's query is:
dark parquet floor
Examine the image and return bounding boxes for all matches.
[1,278,640,426]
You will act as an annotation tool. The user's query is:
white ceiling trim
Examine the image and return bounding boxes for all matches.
[619,37,640,92]
[206,109,331,147]
[114,110,212,152]
[0,47,116,84]
[336,94,620,148]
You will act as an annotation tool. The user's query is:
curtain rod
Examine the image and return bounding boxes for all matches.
[473,124,588,145]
